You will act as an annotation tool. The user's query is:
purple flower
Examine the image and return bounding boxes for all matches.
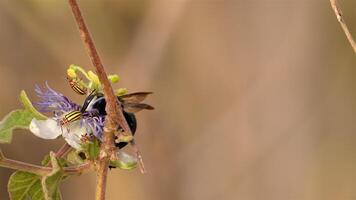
[34,82,81,117]
[29,83,105,149]
[82,112,105,139]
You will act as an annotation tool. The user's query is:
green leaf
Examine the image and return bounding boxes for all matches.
[41,152,63,200]
[8,171,62,200]
[81,139,100,160]
[88,139,100,160]
[41,154,68,168]
[19,90,47,120]
[81,138,100,160]
[57,158,69,168]
[8,171,43,200]
[8,152,64,200]
[41,154,51,166]
[0,109,34,143]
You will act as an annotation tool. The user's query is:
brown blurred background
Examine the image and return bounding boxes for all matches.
[0,0,355,199]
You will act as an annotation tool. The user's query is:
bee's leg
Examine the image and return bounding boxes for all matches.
[130,139,146,174]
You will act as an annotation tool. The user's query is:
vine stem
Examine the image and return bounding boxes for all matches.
[329,0,356,54]
[67,0,135,199]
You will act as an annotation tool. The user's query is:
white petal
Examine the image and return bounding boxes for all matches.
[117,151,137,163]
[29,118,62,139]
[61,121,88,150]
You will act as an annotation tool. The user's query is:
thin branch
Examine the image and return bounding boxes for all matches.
[63,163,92,175]
[329,0,356,53]
[55,143,72,158]
[67,0,135,199]
[94,158,109,200]
[0,153,91,176]
[0,157,51,176]
[67,0,131,136]
[46,143,73,168]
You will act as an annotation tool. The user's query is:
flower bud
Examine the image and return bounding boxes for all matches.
[115,88,128,96]
[108,74,120,83]
[67,68,77,78]
[88,71,101,89]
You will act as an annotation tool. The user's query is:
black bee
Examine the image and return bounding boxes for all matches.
[81,91,154,148]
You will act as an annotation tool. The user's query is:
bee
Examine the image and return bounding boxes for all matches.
[67,77,87,95]
[81,91,154,148]
[81,91,153,172]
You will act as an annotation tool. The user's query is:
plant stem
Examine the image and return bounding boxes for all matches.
[95,158,109,199]
[329,0,356,54]
[66,0,131,136]
[67,0,135,199]
[55,143,72,158]
[63,162,92,175]
[0,153,91,176]
[0,157,51,176]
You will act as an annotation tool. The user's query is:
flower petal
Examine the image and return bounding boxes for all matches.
[118,151,137,164]
[29,118,62,139]
[61,121,88,150]
[109,151,138,170]
[34,83,81,116]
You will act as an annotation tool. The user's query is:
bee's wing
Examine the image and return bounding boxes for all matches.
[119,92,153,104]
[123,103,154,113]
